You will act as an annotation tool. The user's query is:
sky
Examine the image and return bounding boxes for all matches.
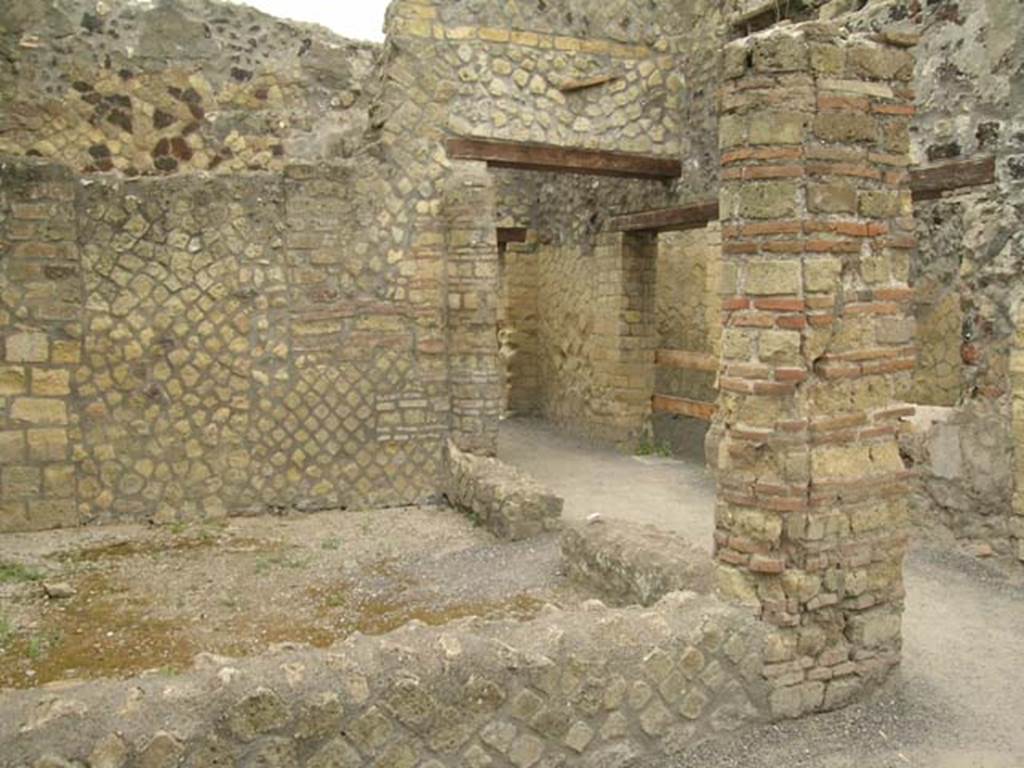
[237,0,392,42]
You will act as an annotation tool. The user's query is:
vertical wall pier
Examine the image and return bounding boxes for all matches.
[592,231,658,448]
[443,162,502,455]
[713,24,917,717]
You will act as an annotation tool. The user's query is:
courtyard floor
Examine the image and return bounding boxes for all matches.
[0,505,585,690]
[500,417,1024,767]
[0,420,1020,766]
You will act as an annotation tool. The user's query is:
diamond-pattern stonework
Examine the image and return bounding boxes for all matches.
[0,592,772,765]
[44,167,444,525]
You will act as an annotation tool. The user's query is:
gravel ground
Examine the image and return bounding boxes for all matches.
[501,417,1024,768]
[0,506,586,690]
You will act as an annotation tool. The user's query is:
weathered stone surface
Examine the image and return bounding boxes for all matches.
[0,591,770,765]
[445,440,562,540]
[561,519,713,606]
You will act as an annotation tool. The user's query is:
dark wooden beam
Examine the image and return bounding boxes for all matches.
[610,200,719,233]
[496,227,528,245]
[446,137,681,180]
[909,156,996,202]
[652,395,717,422]
[608,157,998,233]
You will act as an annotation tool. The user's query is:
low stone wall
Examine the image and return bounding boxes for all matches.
[0,593,770,767]
[444,441,563,540]
[562,520,714,606]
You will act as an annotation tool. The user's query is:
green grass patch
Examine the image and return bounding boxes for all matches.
[635,438,673,458]
[0,562,43,585]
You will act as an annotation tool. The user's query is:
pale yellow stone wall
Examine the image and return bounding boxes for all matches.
[499,245,540,416]
[535,242,602,429]
[655,225,723,405]
[1013,306,1024,560]
[909,292,962,406]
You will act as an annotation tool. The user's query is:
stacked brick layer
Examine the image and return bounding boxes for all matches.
[713,24,916,717]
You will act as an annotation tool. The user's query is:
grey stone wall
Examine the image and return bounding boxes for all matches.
[839,0,1024,559]
[0,0,378,174]
[562,520,714,606]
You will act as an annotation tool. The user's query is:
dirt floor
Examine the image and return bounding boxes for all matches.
[501,417,1024,768]
[500,417,717,547]
[0,505,586,690]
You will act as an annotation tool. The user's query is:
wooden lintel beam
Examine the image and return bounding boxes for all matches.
[608,157,997,233]
[610,201,719,233]
[445,137,681,180]
[497,227,528,245]
[652,394,717,422]
[909,156,996,202]
[656,349,719,373]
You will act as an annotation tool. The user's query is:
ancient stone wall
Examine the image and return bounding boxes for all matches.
[534,239,601,433]
[830,0,1024,559]
[0,0,377,174]
[0,591,770,767]
[2,0,719,528]
[498,242,540,417]
[390,0,694,156]
[1,157,445,531]
[491,166,678,444]
[713,23,916,717]
[653,225,724,455]
[444,440,562,540]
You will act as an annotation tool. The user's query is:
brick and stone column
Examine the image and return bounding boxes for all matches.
[443,162,502,455]
[591,231,657,448]
[713,24,917,717]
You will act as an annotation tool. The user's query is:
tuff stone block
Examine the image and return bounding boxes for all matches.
[5,332,48,363]
[745,260,802,296]
[737,182,800,220]
[813,112,878,144]
[808,183,857,214]
[11,398,67,425]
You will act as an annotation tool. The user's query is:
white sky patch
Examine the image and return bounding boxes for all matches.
[234,0,391,42]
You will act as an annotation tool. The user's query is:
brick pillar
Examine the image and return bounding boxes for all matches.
[443,162,502,455]
[713,24,917,717]
[592,231,657,448]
